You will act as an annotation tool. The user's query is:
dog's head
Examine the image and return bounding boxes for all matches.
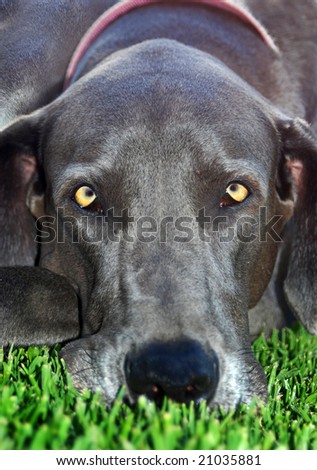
[1,40,317,407]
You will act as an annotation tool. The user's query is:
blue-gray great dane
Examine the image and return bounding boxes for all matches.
[1,0,317,408]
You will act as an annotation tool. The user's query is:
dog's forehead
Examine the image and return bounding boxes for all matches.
[44,40,278,180]
[56,40,272,127]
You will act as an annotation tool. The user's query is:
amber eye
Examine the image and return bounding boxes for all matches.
[74,186,100,212]
[220,182,249,207]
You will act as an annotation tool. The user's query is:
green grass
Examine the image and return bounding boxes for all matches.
[1,326,317,450]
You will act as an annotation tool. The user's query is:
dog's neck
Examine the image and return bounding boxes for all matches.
[63,0,278,90]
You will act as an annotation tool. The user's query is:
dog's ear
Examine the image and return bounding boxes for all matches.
[277,118,317,334]
[0,267,80,346]
[0,111,46,266]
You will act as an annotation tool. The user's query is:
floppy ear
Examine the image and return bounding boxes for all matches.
[0,267,80,346]
[0,112,45,266]
[277,118,317,334]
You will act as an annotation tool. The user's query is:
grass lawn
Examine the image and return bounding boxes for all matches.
[1,326,317,450]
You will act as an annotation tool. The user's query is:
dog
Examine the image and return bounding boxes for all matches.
[1,0,317,408]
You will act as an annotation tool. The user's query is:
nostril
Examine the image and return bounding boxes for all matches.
[147,384,165,402]
[124,340,219,405]
[152,385,160,394]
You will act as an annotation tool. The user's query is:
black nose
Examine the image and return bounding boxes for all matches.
[124,340,219,405]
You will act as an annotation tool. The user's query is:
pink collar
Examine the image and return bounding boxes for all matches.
[63,0,278,90]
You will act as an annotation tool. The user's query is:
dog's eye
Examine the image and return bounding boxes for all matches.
[74,185,102,212]
[74,186,96,207]
[220,182,249,207]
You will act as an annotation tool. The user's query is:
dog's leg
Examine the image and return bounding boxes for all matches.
[248,278,295,340]
[248,241,296,340]
[0,0,118,129]
[0,267,80,347]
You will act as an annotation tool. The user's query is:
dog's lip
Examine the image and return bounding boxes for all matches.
[68,280,80,294]
[122,384,217,408]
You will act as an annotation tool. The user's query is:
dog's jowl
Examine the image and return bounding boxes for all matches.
[1,0,317,408]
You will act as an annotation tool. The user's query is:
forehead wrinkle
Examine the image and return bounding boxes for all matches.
[215,157,268,183]
[53,161,111,200]
[198,143,272,195]
[191,123,275,172]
